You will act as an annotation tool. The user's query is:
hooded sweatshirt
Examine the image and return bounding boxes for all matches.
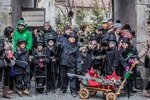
[13,20,32,50]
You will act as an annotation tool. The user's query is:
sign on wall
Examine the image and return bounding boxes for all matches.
[22,8,45,27]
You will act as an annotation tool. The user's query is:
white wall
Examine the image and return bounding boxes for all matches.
[38,0,56,29]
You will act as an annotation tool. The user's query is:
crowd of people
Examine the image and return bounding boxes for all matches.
[0,18,150,99]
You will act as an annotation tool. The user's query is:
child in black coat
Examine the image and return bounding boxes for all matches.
[119,37,138,92]
[88,35,106,72]
[14,38,30,97]
[31,40,49,93]
[79,45,92,74]
[105,35,129,75]
[59,32,82,97]
[45,35,58,93]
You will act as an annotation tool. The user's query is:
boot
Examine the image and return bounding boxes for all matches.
[3,86,12,99]
[142,89,150,97]
[132,86,137,92]
[18,90,23,97]
[23,89,30,95]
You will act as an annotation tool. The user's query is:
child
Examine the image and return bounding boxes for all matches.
[88,35,106,72]
[14,38,30,97]
[119,37,138,92]
[79,44,92,74]
[76,44,91,92]
[59,32,82,97]
[105,35,129,75]
[45,35,58,93]
[31,40,48,93]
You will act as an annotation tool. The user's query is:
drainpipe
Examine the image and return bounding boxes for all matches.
[112,0,114,21]
[34,0,36,8]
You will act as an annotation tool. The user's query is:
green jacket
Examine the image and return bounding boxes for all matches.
[13,20,32,50]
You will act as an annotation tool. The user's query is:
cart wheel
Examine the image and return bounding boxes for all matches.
[90,91,97,96]
[106,92,116,100]
[79,88,89,99]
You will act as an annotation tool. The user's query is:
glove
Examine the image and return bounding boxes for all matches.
[57,42,61,47]
[81,60,84,64]
[39,63,44,68]
[38,58,43,63]
[11,60,15,66]
[92,56,95,60]
[95,56,102,60]
[125,66,129,71]
[128,59,134,63]
[51,57,56,62]
[25,66,29,73]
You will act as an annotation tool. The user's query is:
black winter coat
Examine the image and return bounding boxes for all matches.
[60,42,82,72]
[45,45,60,72]
[14,48,29,75]
[31,49,49,65]
[116,46,138,76]
[119,46,138,61]
[105,47,119,74]
[42,27,57,46]
[80,53,92,73]
[100,31,115,46]
[88,47,106,70]
[45,46,59,62]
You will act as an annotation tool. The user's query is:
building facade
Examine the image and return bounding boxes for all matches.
[113,0,150,88]
[0,0,35,35]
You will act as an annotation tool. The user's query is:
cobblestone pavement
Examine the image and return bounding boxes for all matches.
[0,90,149,100]
[0,81,149,100]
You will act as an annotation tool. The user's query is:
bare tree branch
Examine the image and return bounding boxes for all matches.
[50,1,67,19]
[101,0,108,17]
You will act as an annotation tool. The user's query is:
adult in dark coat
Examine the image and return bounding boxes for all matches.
[59,32,82,97]
[32,28,44,48]
[56,25,71,47]
[42,22,57,46]
[0,26,14,99]
[102,19,116,46]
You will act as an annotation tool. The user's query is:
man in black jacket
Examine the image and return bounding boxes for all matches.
[59,32,82,97]
[42,22,57,46]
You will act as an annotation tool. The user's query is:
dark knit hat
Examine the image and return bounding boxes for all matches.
[47,35,56,43]
[17,38,26,45]
[122,37,130,44]
[36,40,44,47]
[68,32,78,38]
[89,35,98,41]
[64,25,71,31]
[97,25,104,31]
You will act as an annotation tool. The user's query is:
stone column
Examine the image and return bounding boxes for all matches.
[12,0,34,28]
[0,0,12,35]
[136,0,150,87]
